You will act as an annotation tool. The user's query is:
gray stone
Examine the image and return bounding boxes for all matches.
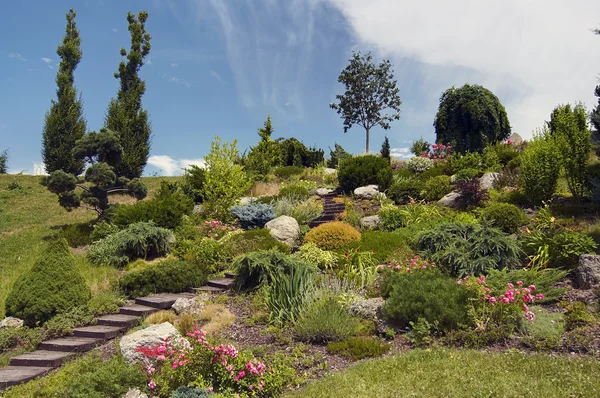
[349,298,383,320]
[265,215,300,247]
[354,185,382,199]
[576,255,600,289]
[323,168,337,175]
[0,316,23,329]
[123,388,148,398]
[193,204,204,214]
[120,323,188,365]
[172,295,209,316]
[479,172,500,190]
[438,191,463,208]
[316,188,335,196]
[508,133,524,145]
[360,215,380,230]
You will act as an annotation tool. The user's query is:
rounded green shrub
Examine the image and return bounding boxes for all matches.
[294,294,360,343]
[418,166,446,181]
[422,175,453,202]
[450,152,482,174]
[279,180,317,201]
[388,178,425,204]
[303,221,361,250]
[519,134,561,205]
[274,166,304,180]
[338,155,393,193]
[479,202,528,234]
[221,228,290,258]
[453,168,480,182]
[5,239,91,326]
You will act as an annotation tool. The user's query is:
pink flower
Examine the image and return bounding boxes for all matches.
[457,280,463,285]
[535,293,545,300]
[516,281,523,287]
[249,385,254,390]
[238,370,246,378]
[528,285,536,291]
[207,387,214,392]
[489,297,497,304]
[157,346,166,354]
[507,282,514,289]
[156,355,165,361]
[148,380,156,390]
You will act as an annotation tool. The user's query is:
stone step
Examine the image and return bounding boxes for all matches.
[39,337,102,353]
[135,294,184,310]
[206,278,234,289]
[224,272,236,278]
[119,304,159,317]
[73,325,124,340]
[0,366,52,389]
[9,350,74,368]
[97,314,140,328]
[188,285,226,294]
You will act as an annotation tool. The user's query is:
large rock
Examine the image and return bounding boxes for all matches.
[360,215,380,230]
[172,295,209,317]
[123,389,148,398]
[438,191,463,208]
[576,255,600,289]
[316,188,335,196]
[120,322,187,364]
[323,168,337,175]
[479,172,499,190]
[354,185,382,199]
[265,216,300,247]
[508,133,524,145]
[0,317,23,329]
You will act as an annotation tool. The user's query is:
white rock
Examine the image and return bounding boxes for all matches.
[576,255,600,289]
[265,215,300,247]
[316,188,335,196]
[0,317,23,329]
[120,322,188,365]
[354,185,381,199]
[479,172,500,190]
[323,168,337,175]
[122,388,148,398]
[172,295,208,317]
[360,215,380,230]
[438,191,463,208]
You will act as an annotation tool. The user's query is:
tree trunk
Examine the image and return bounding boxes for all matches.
[365,128,370,154]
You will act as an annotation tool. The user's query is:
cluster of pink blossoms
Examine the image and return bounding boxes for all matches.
[198,220,237,239]
[380,253,435,273]
[458,275,544,322]
[421,143,452,161]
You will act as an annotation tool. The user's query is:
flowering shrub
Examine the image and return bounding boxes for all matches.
[406,156,434,173]
[379,252,435,297]
[420,143,453,161]
[198,220,237,240]
[138,328,292,397]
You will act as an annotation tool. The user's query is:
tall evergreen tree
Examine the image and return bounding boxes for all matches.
[380,136,391,163]
[42,9,86,175]
[105,11,152,179]
[0,149,8,174]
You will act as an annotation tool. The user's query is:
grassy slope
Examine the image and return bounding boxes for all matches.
[286,349,600,398]
[0,175,180,318]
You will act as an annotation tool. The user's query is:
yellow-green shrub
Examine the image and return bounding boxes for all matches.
[303,222,361,250]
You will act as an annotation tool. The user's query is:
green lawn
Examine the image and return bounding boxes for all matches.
[0,175,181,318]
[286,349,600,398]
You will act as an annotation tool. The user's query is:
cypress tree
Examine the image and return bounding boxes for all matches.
[42,9,86,175]
[105,11,152,179]
[380,136,391,163]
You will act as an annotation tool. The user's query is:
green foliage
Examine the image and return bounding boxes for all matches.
[327,337,390,360]
[337,155,393,193]
[232,250,314,292]
[330,51,402,154]
[0,326,46,352]
[340,231,409,263]
[230,203,275,230]
[592,84,600,133]
[328,143,352,168]
[1,352,146,398]
[274,165,304,179]
[279,180,317,201]
[381,268,469,331]
[246,116,283,179]
[86,290,126,315]
[434,84,511,154]
[181,165,206,203]
[294,293,360,343]
[58,222,94,247]
[42,9,86,176]
[387,178,424,204]
[274,197,322,225]
[379,204,444,231]
[406,156,434,173]
[88,221,173,267]
[478,202,528,234]
[303,221,361,250]
[453,168,480,183]
[0,149,7,174]
[410,137,430,156]
[119,259,208,298]
[519,131,561,205]
[222,228,290,259]
[485,267,566,303]
[417,223,522,277]
[265,261,316,325]
[43,305,95,339]
[422,175,453,202]
[5,239,91,326]
[522,226,597,270]
[336,248,379,289]
[562,302,596,331]
[279,138,324,168]
[417,166,446,181]
[89,221,119,243]
[380,136,391,163]
[105,11,152,179]
[293,242,338,270]
[548,103,591,200]
[171,386,214,398]
[176,236,230,273]
[202,136,251,222]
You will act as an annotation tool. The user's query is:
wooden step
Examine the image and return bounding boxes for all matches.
[73,325,124,340]
[135,294,183,310]
[224,272,236,278]
[39,337,102,353]
[9,350,74,368]
[0,366,52,389]
[188,285,226,294]
[119,304,159,317]
[97,314,140,328]
[206,278,234,289]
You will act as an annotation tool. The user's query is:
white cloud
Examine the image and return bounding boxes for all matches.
[390,147,412,160]
[170,63,179,67]
[210,70,223,83]
[112,27,118,33]
[41,57,52,64]
[327,0,600,138]
[148,155,206,176]
[8,53,26,61]
[164,74,191,88]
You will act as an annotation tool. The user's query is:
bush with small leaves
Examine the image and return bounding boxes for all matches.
[294,242,339,270]
[338,155,393,193]
[274,165,304,180]
[406,156,434,173]
[387,178,425,204]
[453,168,480,183]
[327,337,390,360]
[279,180,317,201]
[303,221,361,250]
[221,228,290,258]
[422,175,453,202]
[89,221,120,243]
[231,202,276,230]
[478,202,528,234]
[519,132,561,205]
[449,152,483,174]
[294,293,360,343]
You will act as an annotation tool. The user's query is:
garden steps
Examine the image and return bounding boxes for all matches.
[96,314,140,328]
[0,366,53,389]
[309,190,346,228]
[189,285,226,293]
[9,351,74,368]
[119,304,160,317]
[206,278,234,290]
[135,293,197,310]
[39,337,103,353]
[73,325,125,340]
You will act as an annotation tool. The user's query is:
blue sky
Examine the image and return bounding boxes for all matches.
[2,0,600,175]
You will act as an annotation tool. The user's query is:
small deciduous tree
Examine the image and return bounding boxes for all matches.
[410,137,430,156]
[203,136,251,221]
[547,103,591,201]
[519,129,561,205]
[42,8,86,175]
[0,149,8,174]
[330,51,402,154]
[380,136,391,163]
[434,84,511,154]
[105,11,152,179]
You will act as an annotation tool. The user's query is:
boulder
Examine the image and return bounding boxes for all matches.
[0,317,23,329]
[172,295,209,317]
[316,188,335,196]
[265,216,300,247]
[354,185,381,199]
[360,215,380,230]
[323,168,337,175]
[123,388,148,398]
[120,322,188,365]
[576,255,600,289]
[438,191,463,208]
[479,172,499,190]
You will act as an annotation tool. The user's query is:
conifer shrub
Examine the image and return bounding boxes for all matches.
[303,221,361,250]
[388,178,424,204]
[478,202,528,234]
[338,155,393,193]
[422,175,453,202]
[230,202,275,230]
[453,168,480,183]
[5,239,91,326]
[171,386,214,398]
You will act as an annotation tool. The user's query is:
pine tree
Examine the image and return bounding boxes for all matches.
[380,136,391,163]
[105,11,152,179]
[591,85,600,133]
[42,9,86,175]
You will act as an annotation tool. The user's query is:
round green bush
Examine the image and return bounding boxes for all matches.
[454,168,481,182]
[479,202,528,234]
[422,175,453,202]
[418,166,446,181]
[5,239,91,326]
[388,178,425,204]
[303,221,361,250]
[221,228,290,258]
[338,155,393,193]
[274,166,304,180]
